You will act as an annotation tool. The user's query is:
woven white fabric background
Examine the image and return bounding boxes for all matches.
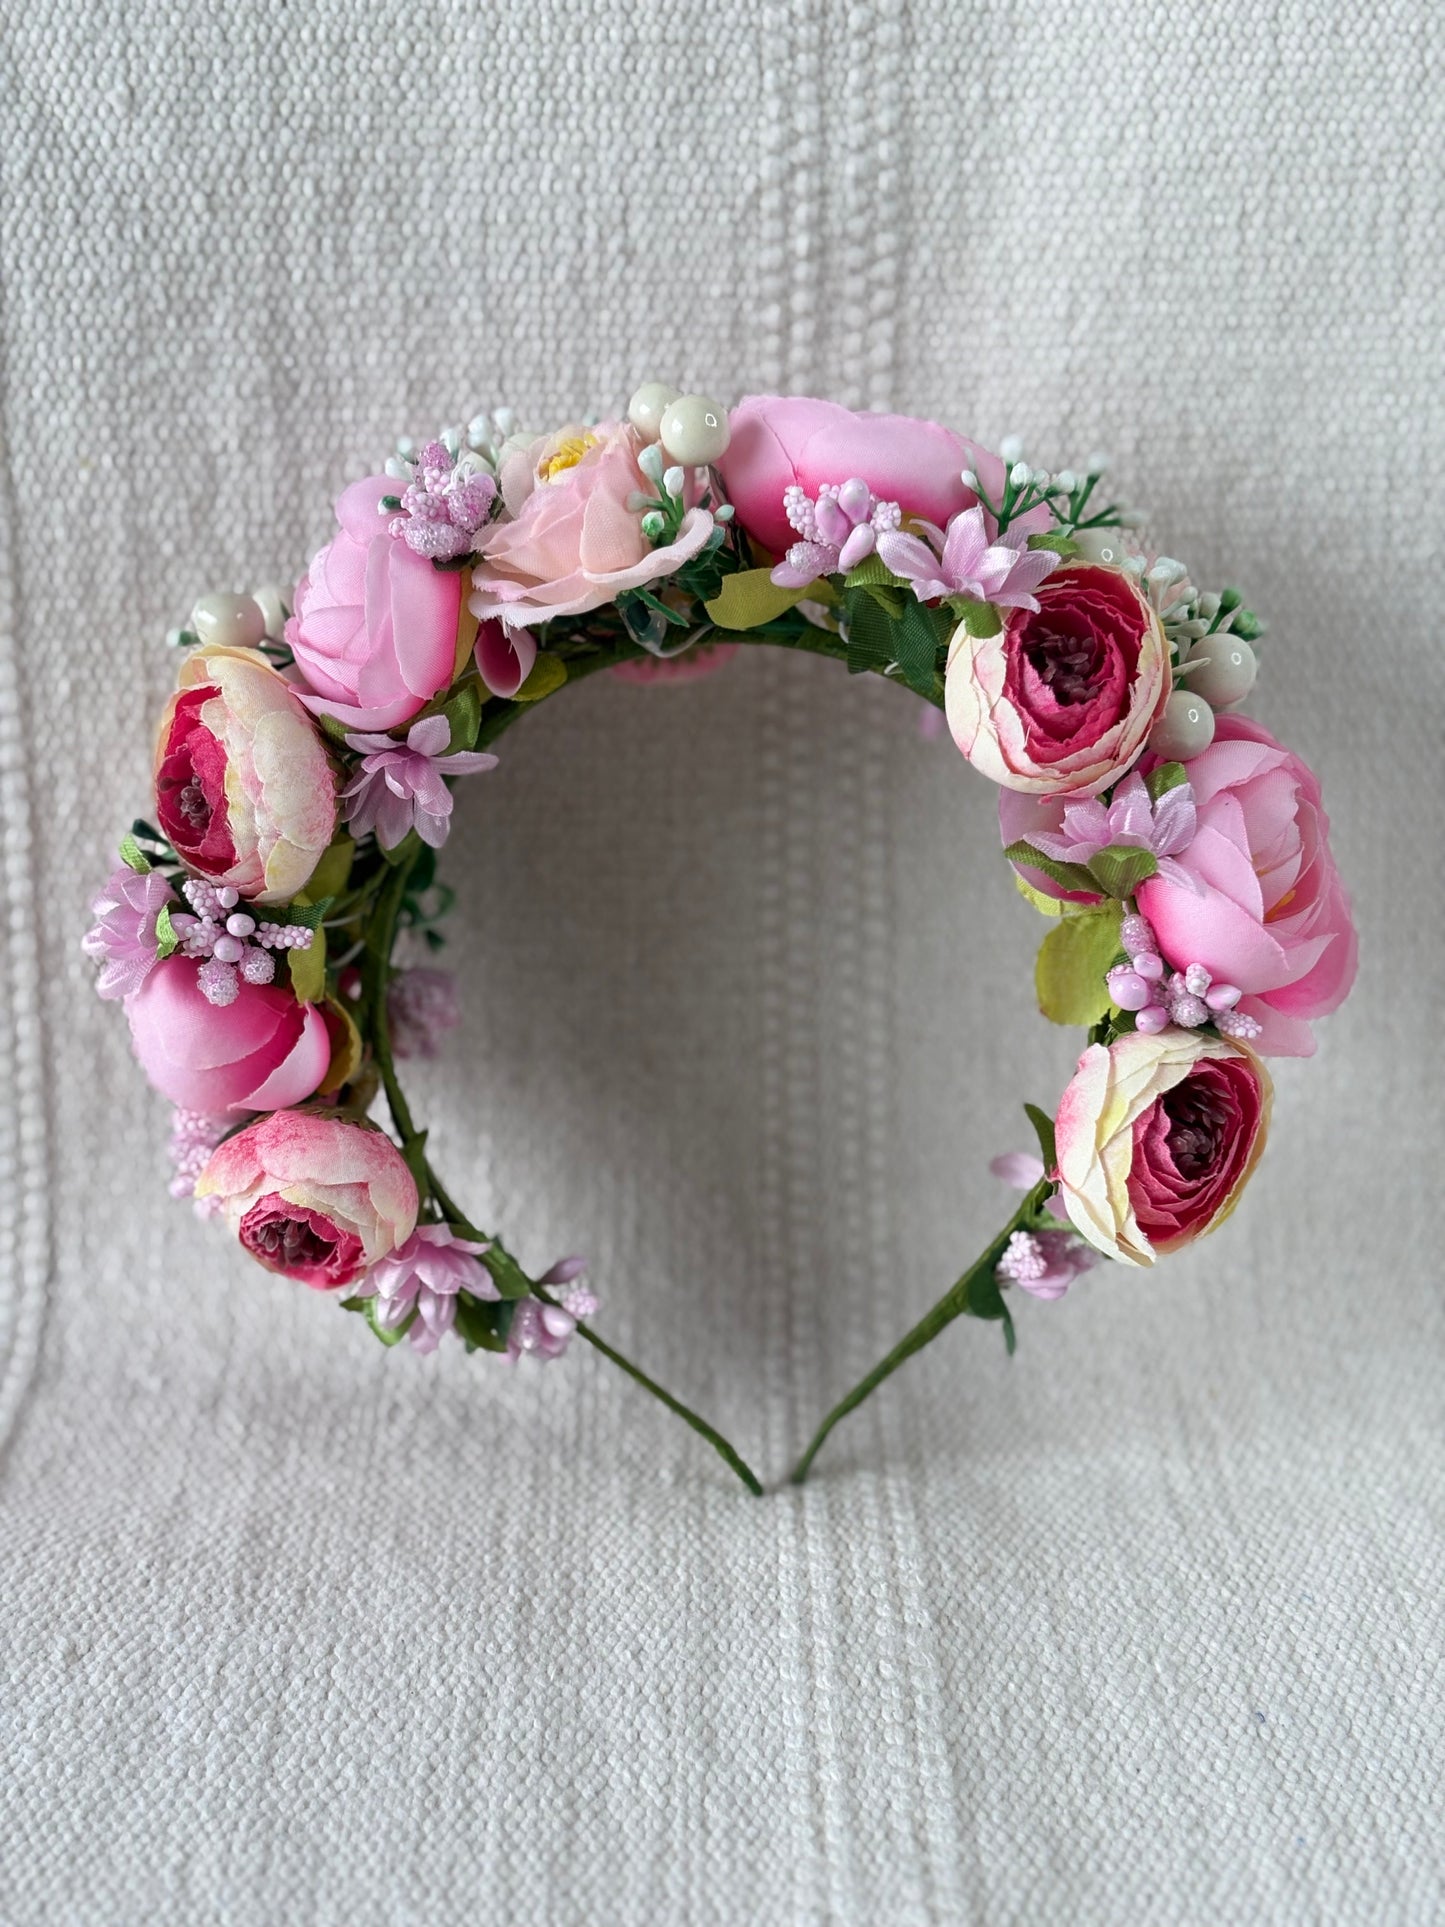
[2,2,1443,1921]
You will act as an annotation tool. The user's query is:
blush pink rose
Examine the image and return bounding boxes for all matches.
[154,645,337,905]
[946,564,1170,797]
[127,955,332,1114]
[1136,716,1357,1057]
[715,395,979,557]
[469,423,715,628]
[1055,1029,1272,1266]
[194,1110,418,1290]
[286,476,463,732]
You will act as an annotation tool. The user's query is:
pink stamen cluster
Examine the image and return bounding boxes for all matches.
[170,877,314,1008]
[167,1107,231,1202]
[996,1227,1097,1301]
[771,477,902,589]
[1107,913,1260,1040]
[506,1257,598,1363]
[391,439,497,561]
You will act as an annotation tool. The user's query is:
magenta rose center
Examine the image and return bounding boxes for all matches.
[1129,1058,1257,1247]
[239,1195,364,1288]
[156,686,237,869]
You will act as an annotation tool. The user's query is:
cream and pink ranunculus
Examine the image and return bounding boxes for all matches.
[154,646,337,905]
[946,563,1170,797]
[286,476,464,731]
[1054,1029,1271,1266]
[715,395,979,558]
[1136,717,1357,1057]
[469,423,715,628]
[194,1110,418,1290]
[127,955,332,1114]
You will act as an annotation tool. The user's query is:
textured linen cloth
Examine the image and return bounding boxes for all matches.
[2,3,1443,1922]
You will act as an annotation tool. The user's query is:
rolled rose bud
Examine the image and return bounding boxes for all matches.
[716,394,983,557]
[127,954,332,1114]
[1054,1028,1271,1265]
[1136,716,1357,1057]
[194,1110,418,1290]
[945,563,1170,797]
[154,645,337,905]
[286,476,464,732]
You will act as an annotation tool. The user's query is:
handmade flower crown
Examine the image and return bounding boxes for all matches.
[86,390,1357,1490]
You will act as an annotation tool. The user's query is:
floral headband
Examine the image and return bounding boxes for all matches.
[85,390,1357,1491]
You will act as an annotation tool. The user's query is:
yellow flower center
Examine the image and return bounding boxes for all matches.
[537,433,598,484]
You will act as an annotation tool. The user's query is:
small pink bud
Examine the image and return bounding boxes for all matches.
[837,477,873,523]
[1107,967,1152,1012]
[1205,982,1242,1011]
[1135,1005,1170,1034]
[226,913,256,938]
[1133,952,1165,982]
[212,935,244,964]
[215,887,240,910]
[1184,963,1212,997]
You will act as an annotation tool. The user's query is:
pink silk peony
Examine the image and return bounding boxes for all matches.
[1136,716,1357,1057]
[715,395,980,558]
[1054,1029,1271,1266]
[946,564,1170,797]
[286,476,464,732]
[154,645,337,905]
[469,422,715,628]
[194,1109,418,1290]
[127,955,332,1114]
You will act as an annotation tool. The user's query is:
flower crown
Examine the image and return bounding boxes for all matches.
[86,390,1358,1490]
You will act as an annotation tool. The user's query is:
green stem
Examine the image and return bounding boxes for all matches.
[535,1287,764,1497]
[362,836,762,1496]
[789,1182,1050,1485]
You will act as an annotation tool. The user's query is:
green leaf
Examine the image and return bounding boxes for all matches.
[1085,845,1159,900]
[1035,904,1125,1026]
[440,681,482,752]
[892,598,947,698]
[408,842,438,896]
[306,837,355,904]
[340,1294,415,1346]
[1023,1102,1057,1175]
[118,833,151,874]
[705,568,808,632]
[1026,530,1080,558]
[1144,761,1188,802]
[287,924,327,1003]
[966,1262,1018,1351]
[482,1246,533,1302]
[283,895,334,931]
[154,903,180,959]
[380,828,422,868]
[841,553,906,592]
[943,596,1002,637]
[514,653,568,701]
[1003,840,1101,899]
[843,586,896,676]
[453,1292,508,1353]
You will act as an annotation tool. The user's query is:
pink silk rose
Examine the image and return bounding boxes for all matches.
[1055,1029,1271,1266]
[127,955,332,1114]
[469,422,715,628]
[286,476,464,732]
[946,563,1170,797]
[1132,718,1356,1057]
[194,1110,418,1290]
[715,395,979,558]
[154,645,337,905]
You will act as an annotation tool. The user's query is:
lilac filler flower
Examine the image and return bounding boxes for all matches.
[388,967,460,1060]
[358,1223,498,1354]
[995,1228,1097,1301]
[342,715,497,852]
[876,504,1060,611]
[506,1257,598,1363]
[769,478,903,589]
[82,865,176,1000]
[1022,769,1201,891]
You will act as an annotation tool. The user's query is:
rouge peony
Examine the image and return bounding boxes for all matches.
[1055,1029,1271,1266]
[946,563,1170,797]
[716,395,980,558]
[286,475,464,732]
[469,423,715,627]
[127,954,332,1114]
[195,1110,418,1290]
[1136,716,1357,1057]
[155,646,337,905]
